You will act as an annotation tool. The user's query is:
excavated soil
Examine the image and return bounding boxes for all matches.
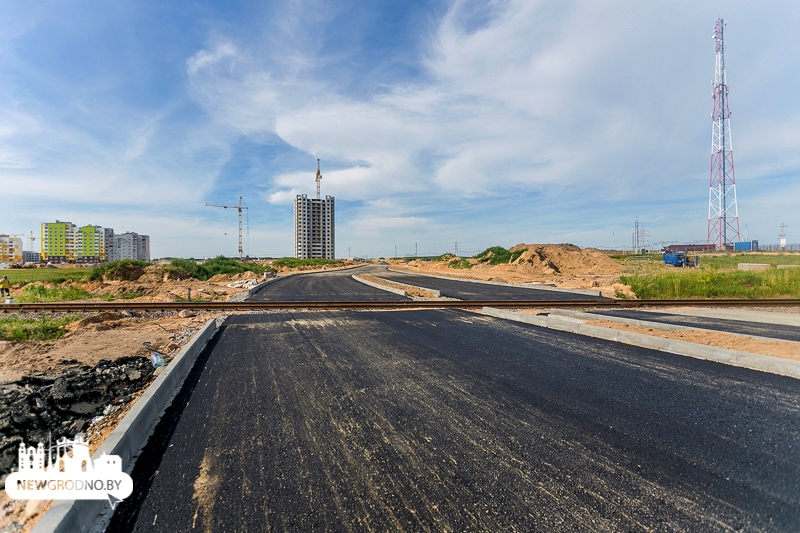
[586,320,800,361]
[392,244,629,297]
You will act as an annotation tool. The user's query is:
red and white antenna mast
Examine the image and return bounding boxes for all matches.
[315,159,322,199]
[708,18,740,249]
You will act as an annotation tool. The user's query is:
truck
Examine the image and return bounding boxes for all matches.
[662,251,694,267]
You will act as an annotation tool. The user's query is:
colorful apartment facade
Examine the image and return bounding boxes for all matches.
[0,235,23,264]
[39,222,149,263]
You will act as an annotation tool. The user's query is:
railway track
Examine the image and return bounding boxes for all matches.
[2,298,800,313]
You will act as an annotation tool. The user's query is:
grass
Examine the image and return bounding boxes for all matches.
[448,258,472,269]
[0,315,81,341]
[269,257,340,270]
[88,259,150,281]
[170,256,269,280]
[1,268,90,285]
[14,284,97,302]
[475,246,513,265]
[620,267,800,299]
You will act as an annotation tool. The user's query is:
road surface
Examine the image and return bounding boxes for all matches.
[251,267,408,302]
[363,265,605,301]
[110,310,800,532]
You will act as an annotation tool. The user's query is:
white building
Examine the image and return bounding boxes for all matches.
[294,194,335,259]
[113,232,151,261]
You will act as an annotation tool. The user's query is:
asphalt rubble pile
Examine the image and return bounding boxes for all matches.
[0,356,156,480]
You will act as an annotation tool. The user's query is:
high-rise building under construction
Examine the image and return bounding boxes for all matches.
[294,160,335,259]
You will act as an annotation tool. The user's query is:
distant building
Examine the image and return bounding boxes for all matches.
[41,221,78,263]
[294,194,335,259]
[113,232,150,261]
[22,251,41,264]
[77,225,108,263]
[0,235,23,264]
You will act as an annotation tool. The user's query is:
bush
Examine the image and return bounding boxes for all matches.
[170,256,266,281]
[270,258,340,269]
[448,258,472,269]
[89,259,150,281]
[475,246,513,265]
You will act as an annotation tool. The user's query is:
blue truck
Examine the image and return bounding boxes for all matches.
[662,251,694,267]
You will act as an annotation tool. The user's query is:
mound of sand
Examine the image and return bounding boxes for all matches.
[137,265,190,283]
[231,271,258,280]
[207,273,232,283]
[512,244,623,275]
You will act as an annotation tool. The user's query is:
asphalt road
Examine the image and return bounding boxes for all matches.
[251,267,408,302]
[591,309,800,342]
[363,265,606,301]
[110,310,800,532]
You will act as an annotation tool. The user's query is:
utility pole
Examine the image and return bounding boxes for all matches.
[206,196,248,259]
[395,244,397,258]
[415,242,417,257]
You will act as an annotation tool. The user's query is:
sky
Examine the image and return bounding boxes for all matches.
[1,0,798,259]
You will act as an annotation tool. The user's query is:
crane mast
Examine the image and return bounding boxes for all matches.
[205,196,248,259]
[315,159,322,199]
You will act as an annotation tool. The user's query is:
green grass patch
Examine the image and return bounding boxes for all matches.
[88,259,150,281]
[0,315,81,341]
[170,256,270,281]
[1,268,90,285]
[447,258,472,269]
[475,246,513,265]
[621,267,800,299]
[14,284,97,303]
[269,257,340,270]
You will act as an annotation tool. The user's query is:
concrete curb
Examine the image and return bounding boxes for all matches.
[387,267,603,297]
[482,307,800,380]
[352,275,409,297]
[33,318,222,533]
[365,275,442,298]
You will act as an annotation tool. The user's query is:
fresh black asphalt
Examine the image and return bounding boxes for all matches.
[250,267,408,302]
[590,309,800,343]
[360,265,606,301]
[110,310,800,532]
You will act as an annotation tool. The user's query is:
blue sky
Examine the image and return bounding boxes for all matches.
[1,0,798,258]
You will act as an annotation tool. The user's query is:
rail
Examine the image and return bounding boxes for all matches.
[2,298,800,313]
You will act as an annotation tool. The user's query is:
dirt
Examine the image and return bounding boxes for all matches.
[390,244,630,297]
[586,320,800,361]
[359,275,439,299]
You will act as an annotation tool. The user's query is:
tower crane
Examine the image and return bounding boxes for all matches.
[205,196,248,259]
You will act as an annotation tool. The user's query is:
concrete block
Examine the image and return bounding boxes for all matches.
[777,264,800,269]
[352,275,409,297]
[737,263,770,271]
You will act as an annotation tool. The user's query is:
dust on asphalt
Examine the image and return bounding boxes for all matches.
[110,310,800,532]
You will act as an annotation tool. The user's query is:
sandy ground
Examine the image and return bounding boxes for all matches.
[586,320,800,361]
[388,244,635,298]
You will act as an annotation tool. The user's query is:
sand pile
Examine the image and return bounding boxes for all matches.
[207,273,232,283]
[512,244,623,275]
[138,265,190,283]
[231,271,258,280]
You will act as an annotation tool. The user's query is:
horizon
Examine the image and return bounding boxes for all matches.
[2,1,798,259]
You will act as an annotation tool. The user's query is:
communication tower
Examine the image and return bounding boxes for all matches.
[707,18,740,249]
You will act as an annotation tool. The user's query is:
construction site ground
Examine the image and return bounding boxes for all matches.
[1,249,798,531]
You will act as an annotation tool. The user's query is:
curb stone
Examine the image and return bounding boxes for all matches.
[32,318,222,533]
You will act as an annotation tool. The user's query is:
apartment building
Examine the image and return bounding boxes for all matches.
[294,194,335,259]
[113,232,150,261]
[0,235,23,264]
[41,221,78,263]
